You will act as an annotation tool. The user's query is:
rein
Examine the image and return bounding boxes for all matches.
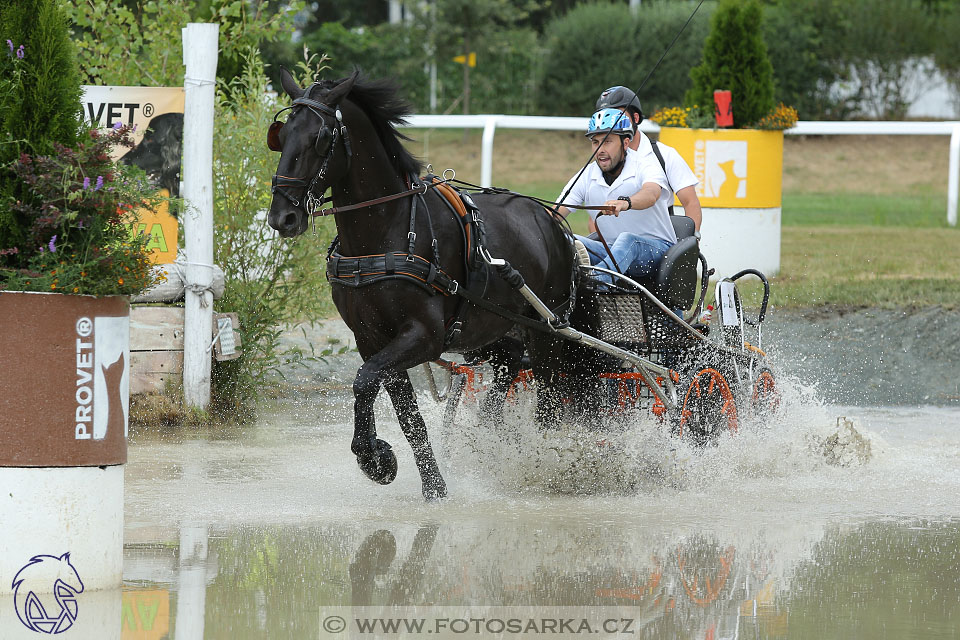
[312,182,430,217]
[314,177,618,220]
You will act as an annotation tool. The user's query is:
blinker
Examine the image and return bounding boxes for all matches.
[267,120,283,152]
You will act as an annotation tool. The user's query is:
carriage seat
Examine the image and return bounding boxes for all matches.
[650,216,700,310]
[587,216,700,310]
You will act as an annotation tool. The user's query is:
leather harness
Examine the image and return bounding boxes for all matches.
[326,175,492,347]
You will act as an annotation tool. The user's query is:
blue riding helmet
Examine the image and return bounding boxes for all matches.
[586,108,633,139]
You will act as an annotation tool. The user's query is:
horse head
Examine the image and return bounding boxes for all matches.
[267,68,358,237]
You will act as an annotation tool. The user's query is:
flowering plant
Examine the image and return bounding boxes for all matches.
[0,123,165,296]
[651,102,798,131]
[649,104,714,129]
[754,102,799,130]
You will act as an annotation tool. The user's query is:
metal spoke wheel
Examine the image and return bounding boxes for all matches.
[677,366,739,445]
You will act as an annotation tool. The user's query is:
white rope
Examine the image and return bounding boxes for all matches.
[183,77,216,87]
[175,255,216,306]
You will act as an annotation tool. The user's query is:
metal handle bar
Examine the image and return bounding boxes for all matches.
[728,268,770,326]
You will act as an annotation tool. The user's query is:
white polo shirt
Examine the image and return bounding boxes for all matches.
[558,147,676,244]
[646,138,698,195]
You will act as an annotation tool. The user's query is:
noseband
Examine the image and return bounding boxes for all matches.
[268,88,354,216]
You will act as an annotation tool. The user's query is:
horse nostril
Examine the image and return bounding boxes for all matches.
[281,213,299,230]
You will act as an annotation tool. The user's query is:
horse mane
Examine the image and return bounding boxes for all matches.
[315,74,422,178]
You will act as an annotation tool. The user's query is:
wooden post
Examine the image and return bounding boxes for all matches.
[181,23,218,409]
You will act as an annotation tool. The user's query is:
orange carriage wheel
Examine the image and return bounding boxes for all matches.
[751,366,780,416]
[677,366,739,444]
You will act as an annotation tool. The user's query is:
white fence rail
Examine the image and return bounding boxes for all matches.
[402,115,960,227]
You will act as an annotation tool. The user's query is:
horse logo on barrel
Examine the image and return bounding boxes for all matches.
[12,552,85,633]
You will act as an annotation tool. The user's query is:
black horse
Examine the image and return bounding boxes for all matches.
[267,69,576,499]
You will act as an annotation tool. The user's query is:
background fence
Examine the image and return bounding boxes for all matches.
[401,116,960,227]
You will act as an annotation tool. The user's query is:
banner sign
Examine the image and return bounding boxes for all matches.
[81,86,184,264]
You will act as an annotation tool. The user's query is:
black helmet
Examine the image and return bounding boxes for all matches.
[596,86,644,122]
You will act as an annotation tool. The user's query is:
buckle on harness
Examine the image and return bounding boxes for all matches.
[407,231,417,262]
[448,280,459,295]
[445,320,463,346]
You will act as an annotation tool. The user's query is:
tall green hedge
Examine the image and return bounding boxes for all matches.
[686,0,774,127]
[0,0,83,260]
[538,1,713,117]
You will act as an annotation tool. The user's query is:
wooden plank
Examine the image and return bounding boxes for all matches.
[130,306,185,351]
[130,351,183,395]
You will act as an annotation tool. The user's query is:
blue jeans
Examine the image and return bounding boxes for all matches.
[577,233,673,284]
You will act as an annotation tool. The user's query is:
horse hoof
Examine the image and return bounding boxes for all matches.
[356,439,398,485]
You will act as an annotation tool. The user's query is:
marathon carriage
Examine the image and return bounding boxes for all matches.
[430,214,779,444]
[266,69,779,499]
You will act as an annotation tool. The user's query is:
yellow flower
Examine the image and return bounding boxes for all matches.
[118,277,124,285]
[50,283,56,290]
[73,287,79,293]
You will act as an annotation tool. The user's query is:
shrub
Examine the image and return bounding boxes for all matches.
[841,0,939,119]
[0,0,83,263]
[762,0,856,120]
[686,0,775,128]
[538,1,712,117]
[209,50,337,416]
[301,21,541,115]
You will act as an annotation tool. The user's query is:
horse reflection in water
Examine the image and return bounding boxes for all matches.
[350,525,439,605]
[266,69,576,499]
[342,525,786,636]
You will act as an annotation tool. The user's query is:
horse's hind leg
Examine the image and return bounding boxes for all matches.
[383,371,447,500]
[473,336,525,424]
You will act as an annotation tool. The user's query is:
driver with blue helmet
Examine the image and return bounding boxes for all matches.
[556,107,676,283]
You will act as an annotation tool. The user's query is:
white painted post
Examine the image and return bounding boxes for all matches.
[481,116,498,187]
[949,124,959,227]
[181,23,218,409]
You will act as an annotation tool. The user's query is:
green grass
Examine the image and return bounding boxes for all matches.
[782,193,950,228]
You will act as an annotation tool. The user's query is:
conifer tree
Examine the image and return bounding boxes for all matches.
[686,0,775,128]
[0,0,83,261]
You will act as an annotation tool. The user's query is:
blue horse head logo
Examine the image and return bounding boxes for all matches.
[12,553,85,634]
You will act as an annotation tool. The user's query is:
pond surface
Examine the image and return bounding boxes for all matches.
[119,386,960,639]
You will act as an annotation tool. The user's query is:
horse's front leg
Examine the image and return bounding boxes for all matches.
[351,356,399,486]
[351,328,445,499]
[383,372,447,500]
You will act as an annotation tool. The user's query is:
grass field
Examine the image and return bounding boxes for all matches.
[403,129,960,309]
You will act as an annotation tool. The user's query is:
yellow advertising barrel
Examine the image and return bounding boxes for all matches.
[658,128,784,277]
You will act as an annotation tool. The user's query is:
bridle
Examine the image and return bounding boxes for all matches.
[268,86,353,216]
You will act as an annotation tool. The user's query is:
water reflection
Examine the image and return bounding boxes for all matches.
[117,402,960,637]
[118,518,960,639]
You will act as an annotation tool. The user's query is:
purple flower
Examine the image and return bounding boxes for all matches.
[48,235,57,253]
[82,176,90,190]
[95,175,104,191]
[6,40,12,52]
[77,220,84,229]
[15,45,23,59]
[112,121,122,130]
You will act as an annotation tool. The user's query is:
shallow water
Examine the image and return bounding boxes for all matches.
[117,384,960,639]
